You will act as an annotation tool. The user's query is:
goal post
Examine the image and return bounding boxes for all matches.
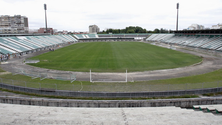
[126,69,127,82]
[90,69,128,83]
[90,69,92,82]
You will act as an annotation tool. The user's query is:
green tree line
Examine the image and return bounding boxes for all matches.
[98,26,170,34]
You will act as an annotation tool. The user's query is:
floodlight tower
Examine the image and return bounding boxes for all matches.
[44,4,48,33]
[176,3,179,31]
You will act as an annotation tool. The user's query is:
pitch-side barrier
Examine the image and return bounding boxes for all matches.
[13,67,76,83]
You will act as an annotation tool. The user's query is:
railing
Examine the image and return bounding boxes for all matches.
[0,81,222,98]
[1,78,222,97]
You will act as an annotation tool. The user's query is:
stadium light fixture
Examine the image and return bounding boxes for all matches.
[176,3,179,31]
[44,4,48,33]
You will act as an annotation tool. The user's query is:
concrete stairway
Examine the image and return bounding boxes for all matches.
[193,104,222,115]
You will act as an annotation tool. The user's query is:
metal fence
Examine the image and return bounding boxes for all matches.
[24,59,40,64]
[1,78,222,93]
[1,81,222,98]
[12,67,76,83]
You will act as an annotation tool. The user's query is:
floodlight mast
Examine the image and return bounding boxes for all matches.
[44,4,48,33]
[176,3,179,31]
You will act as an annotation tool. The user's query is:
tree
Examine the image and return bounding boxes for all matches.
[153,28,160,33]
[98,26,162,34]
[126,29,135,33]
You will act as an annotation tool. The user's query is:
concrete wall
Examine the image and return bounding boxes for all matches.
[1,83,222,98]
[1,96,222,108]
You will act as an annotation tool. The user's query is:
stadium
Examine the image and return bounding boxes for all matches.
[1,1,222,124]
[1,30,222,124]
[1,30,222,96]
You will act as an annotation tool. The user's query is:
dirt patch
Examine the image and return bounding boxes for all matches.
[0,72,11,75]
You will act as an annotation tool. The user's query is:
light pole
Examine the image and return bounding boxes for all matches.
[44,4,48,33]
[176,3,179,31]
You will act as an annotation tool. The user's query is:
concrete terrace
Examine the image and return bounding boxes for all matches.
[0,103,221,125]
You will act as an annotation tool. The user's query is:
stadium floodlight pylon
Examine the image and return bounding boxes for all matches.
[44,4,48,33]
[176,3,179,31]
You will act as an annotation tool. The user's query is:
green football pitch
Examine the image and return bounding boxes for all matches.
[29,42,202,72]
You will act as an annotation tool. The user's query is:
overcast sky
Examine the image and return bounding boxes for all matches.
[1,0,222,32]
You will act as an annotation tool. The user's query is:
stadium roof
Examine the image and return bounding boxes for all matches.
[172,29,222,35]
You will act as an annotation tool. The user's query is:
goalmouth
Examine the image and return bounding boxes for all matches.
[90,69,128,83]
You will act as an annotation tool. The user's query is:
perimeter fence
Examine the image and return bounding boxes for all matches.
[12,67,76,83]
[1,77,222,93]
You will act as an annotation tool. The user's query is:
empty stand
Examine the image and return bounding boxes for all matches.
[147,34,222,51]
[0,35,77,55]
[73,34,86,39]
[74,34,100,39]
[85,34,98,38]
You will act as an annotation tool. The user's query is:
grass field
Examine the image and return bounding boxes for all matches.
[29,42,202,72]
[0,57,222,92]
[0,68,222,92]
